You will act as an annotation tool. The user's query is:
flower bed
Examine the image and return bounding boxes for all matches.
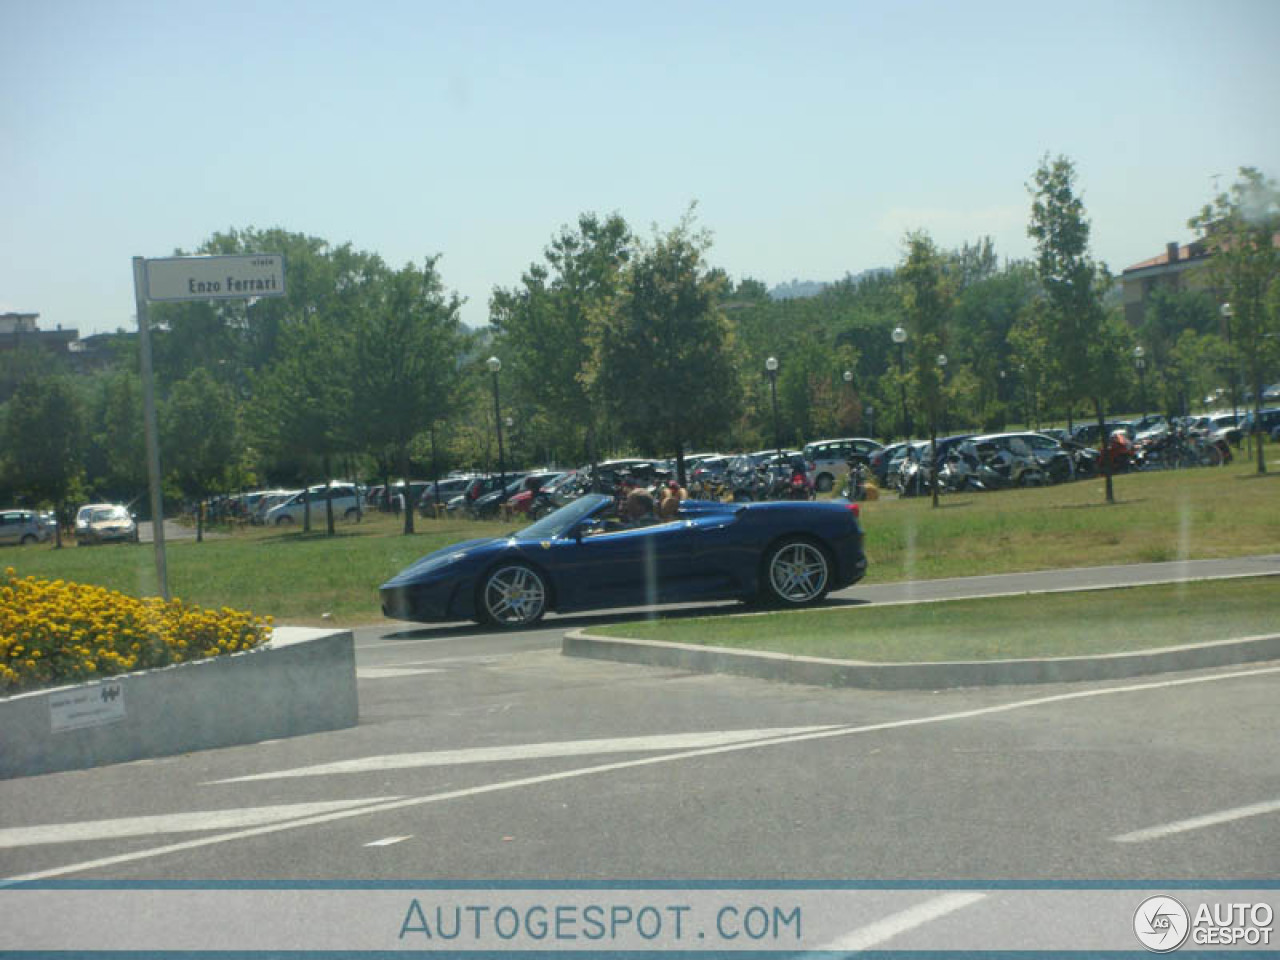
[0,568,271,695]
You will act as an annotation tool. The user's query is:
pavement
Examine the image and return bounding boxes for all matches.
[1,556,1277,888]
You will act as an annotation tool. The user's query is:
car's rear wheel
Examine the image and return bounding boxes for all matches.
[478,563,548,628]
[20,534,37,545]
[344,507,360,522]
[761,538,830,606]
[275,515,294,526]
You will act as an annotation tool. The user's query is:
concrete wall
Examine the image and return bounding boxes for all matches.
[564,629,1280,690]
[0,627,357,780]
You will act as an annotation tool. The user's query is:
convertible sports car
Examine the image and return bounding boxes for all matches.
[380,494,867,627]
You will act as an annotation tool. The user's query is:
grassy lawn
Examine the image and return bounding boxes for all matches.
[4,452,1278,626]
[5,511,515,625]
[592,577,1280,662]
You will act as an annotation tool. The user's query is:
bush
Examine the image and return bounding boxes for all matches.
[0,568,271,694]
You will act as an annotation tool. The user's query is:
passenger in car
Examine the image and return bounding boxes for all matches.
[658,480,685,520]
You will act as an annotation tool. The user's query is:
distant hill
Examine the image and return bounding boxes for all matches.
[769,268,891,301]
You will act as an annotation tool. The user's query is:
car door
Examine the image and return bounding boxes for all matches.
[553,519,696,610]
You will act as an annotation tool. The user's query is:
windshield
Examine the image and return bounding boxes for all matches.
[514,494,610,540]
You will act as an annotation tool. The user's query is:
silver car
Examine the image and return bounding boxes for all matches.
[74,503,139,545]
[0,509,53,546]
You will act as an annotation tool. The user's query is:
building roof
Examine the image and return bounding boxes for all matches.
[1122,241,1209,275]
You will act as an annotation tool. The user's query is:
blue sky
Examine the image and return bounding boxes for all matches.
[3,0,1278,336]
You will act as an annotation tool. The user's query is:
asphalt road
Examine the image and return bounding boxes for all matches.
[2,556,1278,888]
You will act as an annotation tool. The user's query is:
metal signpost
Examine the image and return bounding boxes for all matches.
[131,254,285,599]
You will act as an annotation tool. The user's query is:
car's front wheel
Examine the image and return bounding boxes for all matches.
[478,563,548,628]
[20,534,37,545]
[761,538,831,606]
[275,515,294,526]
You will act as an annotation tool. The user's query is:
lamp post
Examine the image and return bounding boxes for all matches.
[932,353,947,508]
[1220,303,1239,437]
[842,369,854,434]
[892,324,910,440]
[486,356,506,488]
[1133,345,1147,422]
[765,356,782,463]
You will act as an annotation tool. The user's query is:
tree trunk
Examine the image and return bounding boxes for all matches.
[303,483,311,533]
[588,421,600,493]
[1095,398,1114,504]
[674,439,686,489]
[400,445,415,535]
[197,499,204,544]
[324,455,335,536]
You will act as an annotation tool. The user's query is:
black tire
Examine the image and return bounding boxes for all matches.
[760,537,831,606]
[20,534,37,545]
[275,515,294,526]
[815,473,834,493]
[477,563,549,628]
[344,507,359,522]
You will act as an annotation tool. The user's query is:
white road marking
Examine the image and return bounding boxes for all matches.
[364,835,413,847]
[1113,798,1280,844]
[817,892,986,951]
[355,667,443,679]
[205,727,841,783]
[0,798,401,849]
[8,664,1279,885]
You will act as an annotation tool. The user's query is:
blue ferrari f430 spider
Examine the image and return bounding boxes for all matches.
[380,494,867,628]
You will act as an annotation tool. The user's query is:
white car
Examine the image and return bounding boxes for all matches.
[263,484,363,525]
[802,437,884,493]
[74,503,139,545]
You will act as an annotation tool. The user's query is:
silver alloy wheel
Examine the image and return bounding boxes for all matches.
[482,564,547,626]
[766,540,829,604]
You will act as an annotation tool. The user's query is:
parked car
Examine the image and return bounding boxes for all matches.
[417,476,476,515]
[965,432,1073,484]
[263,483,362,525]
[1237,407,1280,441]
[1188,412,1242,446]
[250,489,301,525]
[0,509,53,546]
[868,442,911,486]
[380,493,867,627]
[74,504,138,545]
[802,437,884,493]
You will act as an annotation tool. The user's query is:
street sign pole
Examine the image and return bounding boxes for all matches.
[132,256,170,600]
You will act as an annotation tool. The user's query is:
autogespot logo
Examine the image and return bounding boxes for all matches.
[1135,896,1191,952]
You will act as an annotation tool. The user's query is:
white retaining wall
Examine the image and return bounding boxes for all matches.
[0,627,358,779]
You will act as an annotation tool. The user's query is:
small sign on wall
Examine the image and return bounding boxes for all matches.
[49,682,126,733]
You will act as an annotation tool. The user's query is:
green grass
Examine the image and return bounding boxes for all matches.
[593,577,1280,661]
[5,452,1279,626]
[6,511,515,625]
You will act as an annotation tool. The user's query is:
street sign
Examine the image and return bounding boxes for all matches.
[145,254,286,302]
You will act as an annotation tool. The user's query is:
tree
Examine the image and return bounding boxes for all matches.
[162,368,239,542]
[586,212,740,483]
[1189,167,1280,474]
[253,316,353,534]
[83,369,147,503]
[353,255,468,534]
[1027,155,1121,503]
[1,375,83,547]
[490,212,633,480]
[897,231,953,507]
